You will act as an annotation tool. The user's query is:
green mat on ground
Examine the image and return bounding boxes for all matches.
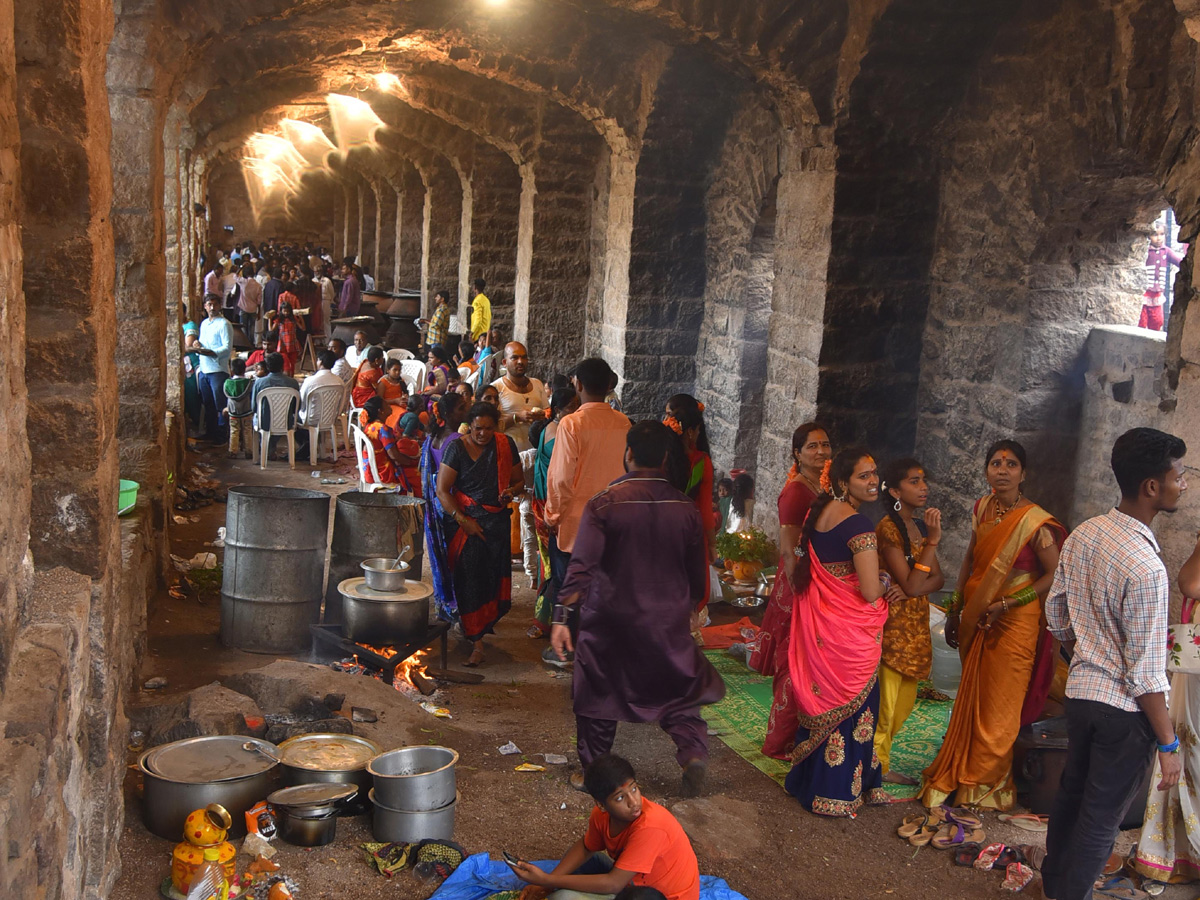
[701,650,953,800]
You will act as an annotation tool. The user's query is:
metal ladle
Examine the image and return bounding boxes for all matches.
[390,544,412,571]
[243,741,282,763]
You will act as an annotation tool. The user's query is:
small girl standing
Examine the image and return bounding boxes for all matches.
[874,457,945,783]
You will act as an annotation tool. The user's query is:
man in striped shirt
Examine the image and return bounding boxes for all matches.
[1042,427,1187,900]
[421,289,451,354]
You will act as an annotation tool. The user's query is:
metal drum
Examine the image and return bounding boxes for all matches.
[221,486,332,653]
[324,492,425,626]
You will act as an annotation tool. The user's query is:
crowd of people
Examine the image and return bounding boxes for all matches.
[185,239,1200,900]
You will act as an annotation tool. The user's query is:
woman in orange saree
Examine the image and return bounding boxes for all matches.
[918,440,1065,812]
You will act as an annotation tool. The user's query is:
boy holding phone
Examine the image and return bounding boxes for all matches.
[511,755,699,900]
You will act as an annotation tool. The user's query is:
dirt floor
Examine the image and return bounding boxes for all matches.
[110,443,1188,900]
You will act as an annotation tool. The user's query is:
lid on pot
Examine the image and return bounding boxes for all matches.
[277,733,381,771]
[145,736,279,783]
[267,783,357,809]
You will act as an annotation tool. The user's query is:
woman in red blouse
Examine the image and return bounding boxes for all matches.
[747,422,831,759]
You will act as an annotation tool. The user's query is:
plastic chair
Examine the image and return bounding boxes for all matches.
[351,422,389,492]
[457,365,472,380]
[386,348,415,362]
[302,382,347,464]
[252,386,301,469]
[464,367,482,388]
[400,359,427,393]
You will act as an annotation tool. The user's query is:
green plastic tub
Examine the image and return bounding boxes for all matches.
[118,479,139,515]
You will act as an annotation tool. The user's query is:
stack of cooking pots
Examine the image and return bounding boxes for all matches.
[275,733,380,815]
[338,558,432,643]
[368,746,459,842]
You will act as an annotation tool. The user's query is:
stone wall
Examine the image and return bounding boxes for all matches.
[693,95,783,475]
[468,144,522,341]
[622,50,739,418]
[427,161,463,316]
[915,0,1188,565]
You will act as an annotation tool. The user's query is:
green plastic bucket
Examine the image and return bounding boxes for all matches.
[118,479,139,515]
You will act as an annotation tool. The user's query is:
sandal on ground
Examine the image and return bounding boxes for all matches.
[1001,862,1034,892]
[938,804,984,828]
[998,813,1048,832]
[931,821,986,850]
[1093,876,1148,900]
[464,649,485,667]
[1019,845,1046,871]
[1102,852,1126,877]
[997,846,1027,867]
[950,843,983,867]
[974,842,1007,870]
[897,812,927,839]
[908,822,941,847]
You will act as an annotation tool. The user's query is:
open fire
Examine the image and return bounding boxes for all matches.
[340,642,437,696]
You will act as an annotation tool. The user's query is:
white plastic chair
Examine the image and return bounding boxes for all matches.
[386,348,415,362]
[302,383,347,464]
[252,386,301,469]
[351,422,389,492]
[400,359,427,393]
[464,366,482,388]
[457,365,472,380]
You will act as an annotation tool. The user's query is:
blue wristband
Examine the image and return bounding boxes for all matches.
[1159,737,1180,753]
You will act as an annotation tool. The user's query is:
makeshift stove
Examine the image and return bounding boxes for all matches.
[310,621,481,694]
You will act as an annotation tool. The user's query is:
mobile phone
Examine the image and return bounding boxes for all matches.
[502,850,522,868]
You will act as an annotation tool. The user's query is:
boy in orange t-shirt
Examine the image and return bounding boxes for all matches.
[513,755,700,900]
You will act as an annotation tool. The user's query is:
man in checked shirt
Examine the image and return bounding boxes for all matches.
[1042,427,1187,900]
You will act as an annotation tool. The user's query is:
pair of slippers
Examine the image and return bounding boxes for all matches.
[951,844,1033,892]
[898,805,984,849]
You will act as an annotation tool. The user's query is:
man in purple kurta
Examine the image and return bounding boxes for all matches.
[551,421,725,797]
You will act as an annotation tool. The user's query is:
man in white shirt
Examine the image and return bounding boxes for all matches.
[362,266,376,291]
[1042,427,1187,900]
[344,330,370,369]
[316,263,336,314]
[195,295,233,443]
[329,338,354,383]
[300,350,346,425]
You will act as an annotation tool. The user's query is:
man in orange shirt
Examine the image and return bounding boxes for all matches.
[513,754,700,900]
[543,358,630,666]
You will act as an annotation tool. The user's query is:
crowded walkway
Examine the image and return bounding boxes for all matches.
[167,237,1200,900]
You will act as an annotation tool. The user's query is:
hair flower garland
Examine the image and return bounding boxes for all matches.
[663,415,684,436]
[787,462,800,481]
[819,459,833,495]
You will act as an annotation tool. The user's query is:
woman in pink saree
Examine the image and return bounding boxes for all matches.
[785,447,900,817]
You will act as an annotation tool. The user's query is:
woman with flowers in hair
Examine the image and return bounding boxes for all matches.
[785,446,899,817]
[747,422,833,759]
[421,392,466,622]
[664,395,717,591]
[918,439,1064,813]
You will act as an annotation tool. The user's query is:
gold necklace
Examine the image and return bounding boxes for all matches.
[797,469,821,495]
[993,493,1022,525]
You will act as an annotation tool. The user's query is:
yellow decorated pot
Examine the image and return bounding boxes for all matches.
[183,804,231,846]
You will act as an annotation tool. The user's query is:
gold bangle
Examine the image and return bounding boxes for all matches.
[912,563,932,574]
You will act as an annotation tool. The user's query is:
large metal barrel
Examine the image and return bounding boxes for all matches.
[221,486,332,652]
[324,492,426,626]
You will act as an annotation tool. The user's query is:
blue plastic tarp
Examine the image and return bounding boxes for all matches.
[428,853,749,900]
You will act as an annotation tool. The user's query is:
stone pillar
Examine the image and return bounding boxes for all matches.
[107,13,169,551]
[397,163,424,295]
[392,186,403,295]
[467,144,522,335]
[356,181,367,267]
[427,161,462,318]
[342,180,357,263]
[457,169,472,324]
[360,179,377,275]
[331,189,343,261]
[375,184,397,292]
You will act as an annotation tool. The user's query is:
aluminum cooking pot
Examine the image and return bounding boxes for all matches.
[339,578,431,643]
[139,737,280,840]
[275,808,339,846]
[361,557,409,592]
[368,746,458,811]
[370,789,457,843]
